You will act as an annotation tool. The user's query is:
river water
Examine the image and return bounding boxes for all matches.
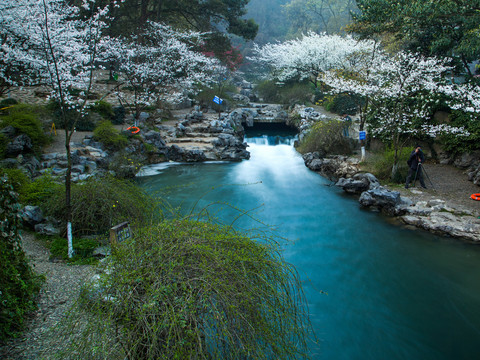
[137,130,480,359]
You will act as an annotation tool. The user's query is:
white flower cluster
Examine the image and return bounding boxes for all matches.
[0,0,222,111]
[251,32,376,84]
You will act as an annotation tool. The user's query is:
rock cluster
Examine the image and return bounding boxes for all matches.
[227,104,289,127]
[442,150,480,187]
[334,173,480,242]
[158,106,250,161]
[303,152,480,242]
[291,105,330,141]
[303,152,359,180]
[39,140,109,182]
[20,205,61,236]
[400,200,480,242]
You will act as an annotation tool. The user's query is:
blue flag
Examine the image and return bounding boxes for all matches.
[213,95,223,105]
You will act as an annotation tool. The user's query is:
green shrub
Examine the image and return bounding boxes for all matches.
[53,218,312,359]
[0,175,43,342]
[321,93,360,115]
[297,119,352,155]
[0,104,49,152]
[45,176,158,235]
[440,110,480,155]
[91,101,115,122]
[0,168,29,193]
[19,173,62,206]
[364,147,410,183]
[108,152,145,179]
[0,133,7,159]
[47,236,99,264]
[0,98,18,108]
[93,120,128,151]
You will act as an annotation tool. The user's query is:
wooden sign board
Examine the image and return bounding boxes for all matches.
[110,221,132,244]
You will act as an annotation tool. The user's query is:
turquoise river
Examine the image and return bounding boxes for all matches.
[137,130,480,359]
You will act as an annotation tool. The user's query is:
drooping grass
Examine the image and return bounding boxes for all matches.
[48,217,315,359]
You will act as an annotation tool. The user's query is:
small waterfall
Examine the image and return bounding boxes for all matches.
[245,134,297,146]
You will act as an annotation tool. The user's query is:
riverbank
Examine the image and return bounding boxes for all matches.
[303,153,480,242]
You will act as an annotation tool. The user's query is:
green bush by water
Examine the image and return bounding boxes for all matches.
[297,119,352,155]
[363,148,410,183]
[45,176,158,236]
[93,120,128,151]
[52,218,313,359]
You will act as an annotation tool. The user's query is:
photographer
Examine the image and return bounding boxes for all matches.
[405,145,426,189]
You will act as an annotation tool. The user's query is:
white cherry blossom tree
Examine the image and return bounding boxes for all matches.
[321,50,469,175]
[1,0,118,257]
[251,32,376,87]
[103,22,222,123]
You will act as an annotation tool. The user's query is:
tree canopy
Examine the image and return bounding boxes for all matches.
[98,0,258,51]
[350,0,480,76]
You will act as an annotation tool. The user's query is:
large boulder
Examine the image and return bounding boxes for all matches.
[359,188,402,215]
[467,164,480,186]
[336,173,380,194]
[21,205,44,228]
[34,222,60,236]
[167,144,185,162]
[401,211,480,242]
[303,153,358,180]
[229,108,257,127]
[6,134,33,156]
[144,130,167,150]
[453,151,480,169]
[184,149,207,162]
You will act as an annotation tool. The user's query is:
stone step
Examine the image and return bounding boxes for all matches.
[169,137,216,144]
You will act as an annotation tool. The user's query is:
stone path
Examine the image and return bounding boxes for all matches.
[0,234,93,360]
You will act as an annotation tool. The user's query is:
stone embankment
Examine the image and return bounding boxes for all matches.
[303,152,480,242]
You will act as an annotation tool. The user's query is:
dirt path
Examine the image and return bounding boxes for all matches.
[387,163,480,217]
[0,234,93,360]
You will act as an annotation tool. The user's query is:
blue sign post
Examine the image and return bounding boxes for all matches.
[213,95,223,105]
[359,131,366,140]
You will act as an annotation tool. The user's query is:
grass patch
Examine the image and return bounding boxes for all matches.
[36,234,101,265]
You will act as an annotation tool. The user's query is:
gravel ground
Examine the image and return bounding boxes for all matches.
[0,234,93,360]
[386,163,480,217]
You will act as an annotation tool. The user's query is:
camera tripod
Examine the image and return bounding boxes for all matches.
[413,163,435,189]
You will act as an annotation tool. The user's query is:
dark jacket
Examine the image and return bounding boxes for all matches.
[407,149,425,170]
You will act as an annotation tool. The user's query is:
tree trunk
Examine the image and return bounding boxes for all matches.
[65,128,74,258]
